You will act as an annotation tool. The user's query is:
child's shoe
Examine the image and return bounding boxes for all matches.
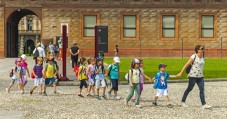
[30,90,33,95]
[95,96,101,100]
[114,96,121,100]
[152,102,158,106]
[43,91,47,96]
[5,88,9,93]
[78,94,84,97]
[102,94,107,100]
[107,92,111,98]
[135,105,142,108]
[167,104,173,108]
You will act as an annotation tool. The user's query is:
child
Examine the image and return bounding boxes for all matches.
[94,57,107,100]
[77,57,89,97]
[132,59,145,102]
[87,58,96,96]
[43,56,59,95]
[6,59,22,93]
[30,57,44,95]
[151,64,177,108]
[106,57,121,100]
[20,54,30,94]
[125,59,152,108]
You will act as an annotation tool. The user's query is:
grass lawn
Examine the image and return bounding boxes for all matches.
[104,58,227,80]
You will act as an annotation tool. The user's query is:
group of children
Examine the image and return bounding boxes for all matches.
[6,54,178,108]
[6,54,59,96]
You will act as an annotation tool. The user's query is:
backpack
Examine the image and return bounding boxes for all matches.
[186,55,197,74]
[34,48,39,58]
[78,65,87,80]
[74,66,80,77]
[125,68,141,84]
[9,67,16,77]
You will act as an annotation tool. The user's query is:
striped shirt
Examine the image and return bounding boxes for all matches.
[34,65,43,78]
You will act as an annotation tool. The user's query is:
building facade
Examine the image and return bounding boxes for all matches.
[0,0,227,58]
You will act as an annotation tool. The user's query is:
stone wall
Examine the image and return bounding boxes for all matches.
[0,7,4,58]
[41,7,227,58]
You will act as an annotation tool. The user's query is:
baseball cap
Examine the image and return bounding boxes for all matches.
[158,64,167,69]
[113,57,120,63]
[21,54,27,60]
[15,58,21,64]
[96,57,102,62]
[134,59,140,64]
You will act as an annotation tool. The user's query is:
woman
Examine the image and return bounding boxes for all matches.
[177,45,212,109]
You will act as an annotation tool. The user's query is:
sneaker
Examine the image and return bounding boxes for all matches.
[43,91,47,96]
[125,99,128,106]
[5,88,9,93]
[202,104,212,109]
[135,105,142,108]
[21,90,24,94]
[78,94,84,97]
[114,96,121,100]
[96,96,101,100]
[30,90,33,95]
[107,92,111,98]
[131,99,135,102]
[38,92,42,95]
[152,102,158,106]
[54,91,59,95]
[102,94,107,100]
[87,94,91,97]
[167,104,174,108]
[182,103,188,107]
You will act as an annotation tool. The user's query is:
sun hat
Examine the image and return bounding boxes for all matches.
[134,59,140,64]
[21,54,27,60]
[15,58,21,64]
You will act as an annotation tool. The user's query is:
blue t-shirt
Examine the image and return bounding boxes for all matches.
[108,64,119,80]
[155,72,170,89]
[34,65,43,78]
[95,65,105,80]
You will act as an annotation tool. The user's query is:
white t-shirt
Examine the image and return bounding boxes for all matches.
[188,54,205,78]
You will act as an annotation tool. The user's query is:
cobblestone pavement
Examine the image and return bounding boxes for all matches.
[0,58,227,119]
[0,78,227,119]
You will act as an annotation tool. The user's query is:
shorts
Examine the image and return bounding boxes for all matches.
[34,78,43,86]
[45,77,56,85]
[156,89,168,97]
[11,78,17,85]
[88,78,94,85]
[110,79,118,91]
[80,79,88,89]
[19,75,27,84]
[95,79,106,89]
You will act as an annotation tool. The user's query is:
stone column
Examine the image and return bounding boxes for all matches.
[20,36,24,54]
[24,17,27,31]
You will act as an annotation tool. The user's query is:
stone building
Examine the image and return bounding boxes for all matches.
[18,15,41,55]
[0,0,227,58]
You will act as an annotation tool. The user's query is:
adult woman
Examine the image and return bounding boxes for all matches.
[33,43,46,64]
[177,45,212,109]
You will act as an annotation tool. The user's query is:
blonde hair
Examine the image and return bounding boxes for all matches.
[37,57,43,62]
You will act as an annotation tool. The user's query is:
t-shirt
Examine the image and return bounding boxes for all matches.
[129,69,140,83]
[78,65,87,80]
[155,72,170,89]
[20,62,28,75]
[108,64,119,80]
[87,64,95,80]
[70,46,79,57]
[34,65,43,78]
[95,65,105,80]
[45,63,56,78]
[49,44,55,53]
[188,54,205,78]
[12,66,22,80]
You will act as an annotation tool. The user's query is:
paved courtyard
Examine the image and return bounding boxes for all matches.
[0,58,227,119]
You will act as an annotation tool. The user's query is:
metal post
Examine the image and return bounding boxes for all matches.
[221,37,223,59]
[182,38,183,59]
[60,25,69,81]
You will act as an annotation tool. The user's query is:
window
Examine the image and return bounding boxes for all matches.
[81,13,100,40]
[160,14,178,40]
[121,15,139,40]
[199,14,217,40]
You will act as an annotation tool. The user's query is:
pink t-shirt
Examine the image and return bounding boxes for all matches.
[20,62,28,75]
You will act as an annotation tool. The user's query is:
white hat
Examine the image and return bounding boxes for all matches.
[113,57,120,63]
[21,54,27,59]
[134,59,140,64]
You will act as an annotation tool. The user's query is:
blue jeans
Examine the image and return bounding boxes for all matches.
[126,83,140,105]
[182,77,206,105]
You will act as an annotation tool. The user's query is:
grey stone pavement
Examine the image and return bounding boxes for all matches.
[0,57,227,119]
